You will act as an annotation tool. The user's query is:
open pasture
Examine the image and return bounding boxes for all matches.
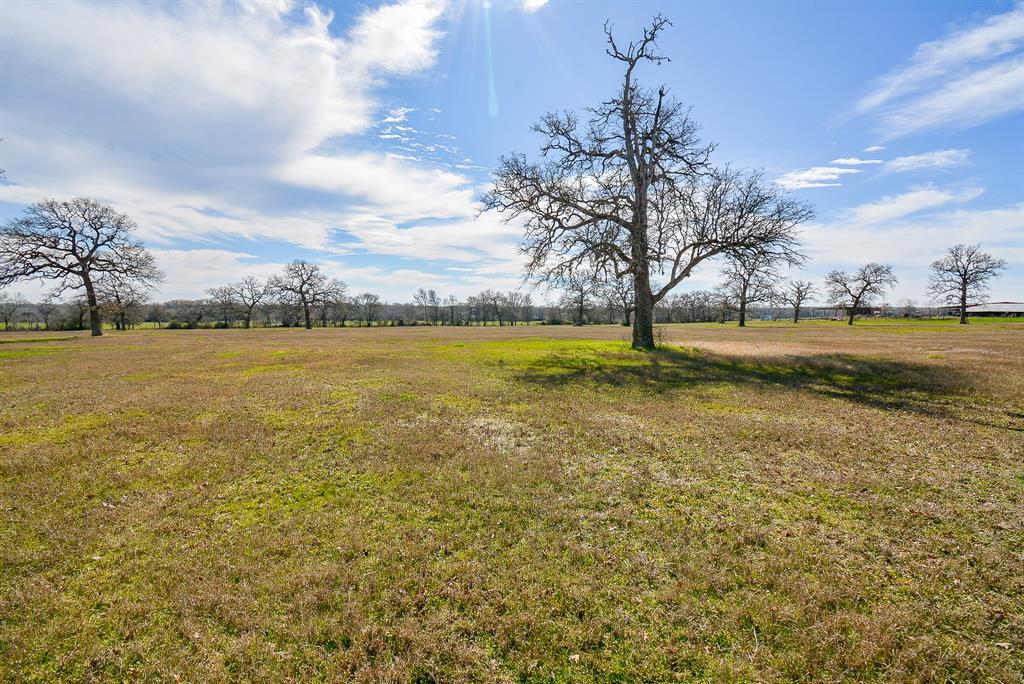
[1,321,1022,682]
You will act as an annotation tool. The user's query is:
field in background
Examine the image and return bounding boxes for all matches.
[1,321,1022,681]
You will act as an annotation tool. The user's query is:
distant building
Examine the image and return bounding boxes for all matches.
[949,301,1024,318]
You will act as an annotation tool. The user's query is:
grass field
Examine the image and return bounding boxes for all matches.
[1,321,1022,682]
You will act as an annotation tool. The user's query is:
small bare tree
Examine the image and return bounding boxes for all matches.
[0,292,28,331]
[98,276,151,330]
[718,250,795,327]
[37,299,58,330]
[224,276,270,328]
[825,263,897,325]
[355,292,380,326]
[316,279,348,328]
[927,244,1007,324]
[599,276,634,326]
[0,198,163,336]
[782,280,817,323]
[560,274,595,326]
[206,285,238,327]
[482,16,811,349]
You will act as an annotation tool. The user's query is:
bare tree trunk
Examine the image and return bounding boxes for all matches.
[792,306,800,324]
[83,275,103,337]
[847,309,855,325]
[303,301,312,329]
[632,269,655,350]
[959,286,968,324]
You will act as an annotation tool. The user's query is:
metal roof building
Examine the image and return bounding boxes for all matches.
[961,301,1024,316]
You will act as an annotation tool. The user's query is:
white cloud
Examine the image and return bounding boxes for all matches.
[856,3,1024,112]
[0,1,533,300]
[521,0,549,11]
[830,157,884,165]
[152,249,283,300]
[885,148,970,173]
[864,145,886,153]
[877,57,1024,138]
[383,106,415,123]
[853,3,1024,138]
[776,166,861,190]
[844,185,983,225]
[803,201,1023,303]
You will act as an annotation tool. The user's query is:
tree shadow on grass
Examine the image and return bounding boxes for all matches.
[516,345,1020,431]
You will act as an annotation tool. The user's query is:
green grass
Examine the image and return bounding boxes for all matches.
[0,324,1021,681]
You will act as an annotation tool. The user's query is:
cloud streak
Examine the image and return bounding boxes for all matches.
[853,3,1024,138]
[776,166,861,190]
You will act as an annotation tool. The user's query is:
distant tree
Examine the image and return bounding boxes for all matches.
[782,280,817,323]
[718,251,791,327]
[0,292,27,330]
[600,277,634,326]
[478,289,504,325]
[37,300,58,330]
[269,260,344,330]
[165,299,207,328]
[206,285,238,327]
[98,276,150,330]
[443,295,461,325]
[413,288,430,324]
[482,17,812,349]
[560,275,595,326]
[145,303,166,327]
[355,292,380,327]
[897,297,917,318]
[927,244,1007,324]
[224,276,270,328]
[825,263,898,325]
[316,279,348,327]
[0,198,163,336]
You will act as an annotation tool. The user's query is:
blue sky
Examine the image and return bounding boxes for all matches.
[1,0,1021,303]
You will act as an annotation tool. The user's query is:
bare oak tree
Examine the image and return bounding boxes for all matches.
[98,275,151,331]
[269,260,345,330]
[782,279,817,323]
[825,263,897,325]
[927,244,1007,324]
[718,250,796,327]
[224,276,270,328]
[482,16,811,349]
[0,198,162,336]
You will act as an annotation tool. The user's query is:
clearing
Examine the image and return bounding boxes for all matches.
[1,321,1022,682]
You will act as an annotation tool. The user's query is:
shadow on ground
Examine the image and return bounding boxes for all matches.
[516,345,1016,427]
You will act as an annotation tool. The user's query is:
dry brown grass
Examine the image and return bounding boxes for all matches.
[1,320,1022,682]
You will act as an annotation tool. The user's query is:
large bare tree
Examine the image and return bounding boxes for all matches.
[0,198,162,336]
[781,280,817,323]
[927,244,1007,324]
[825,263,897,325]
[482,16,811,349]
